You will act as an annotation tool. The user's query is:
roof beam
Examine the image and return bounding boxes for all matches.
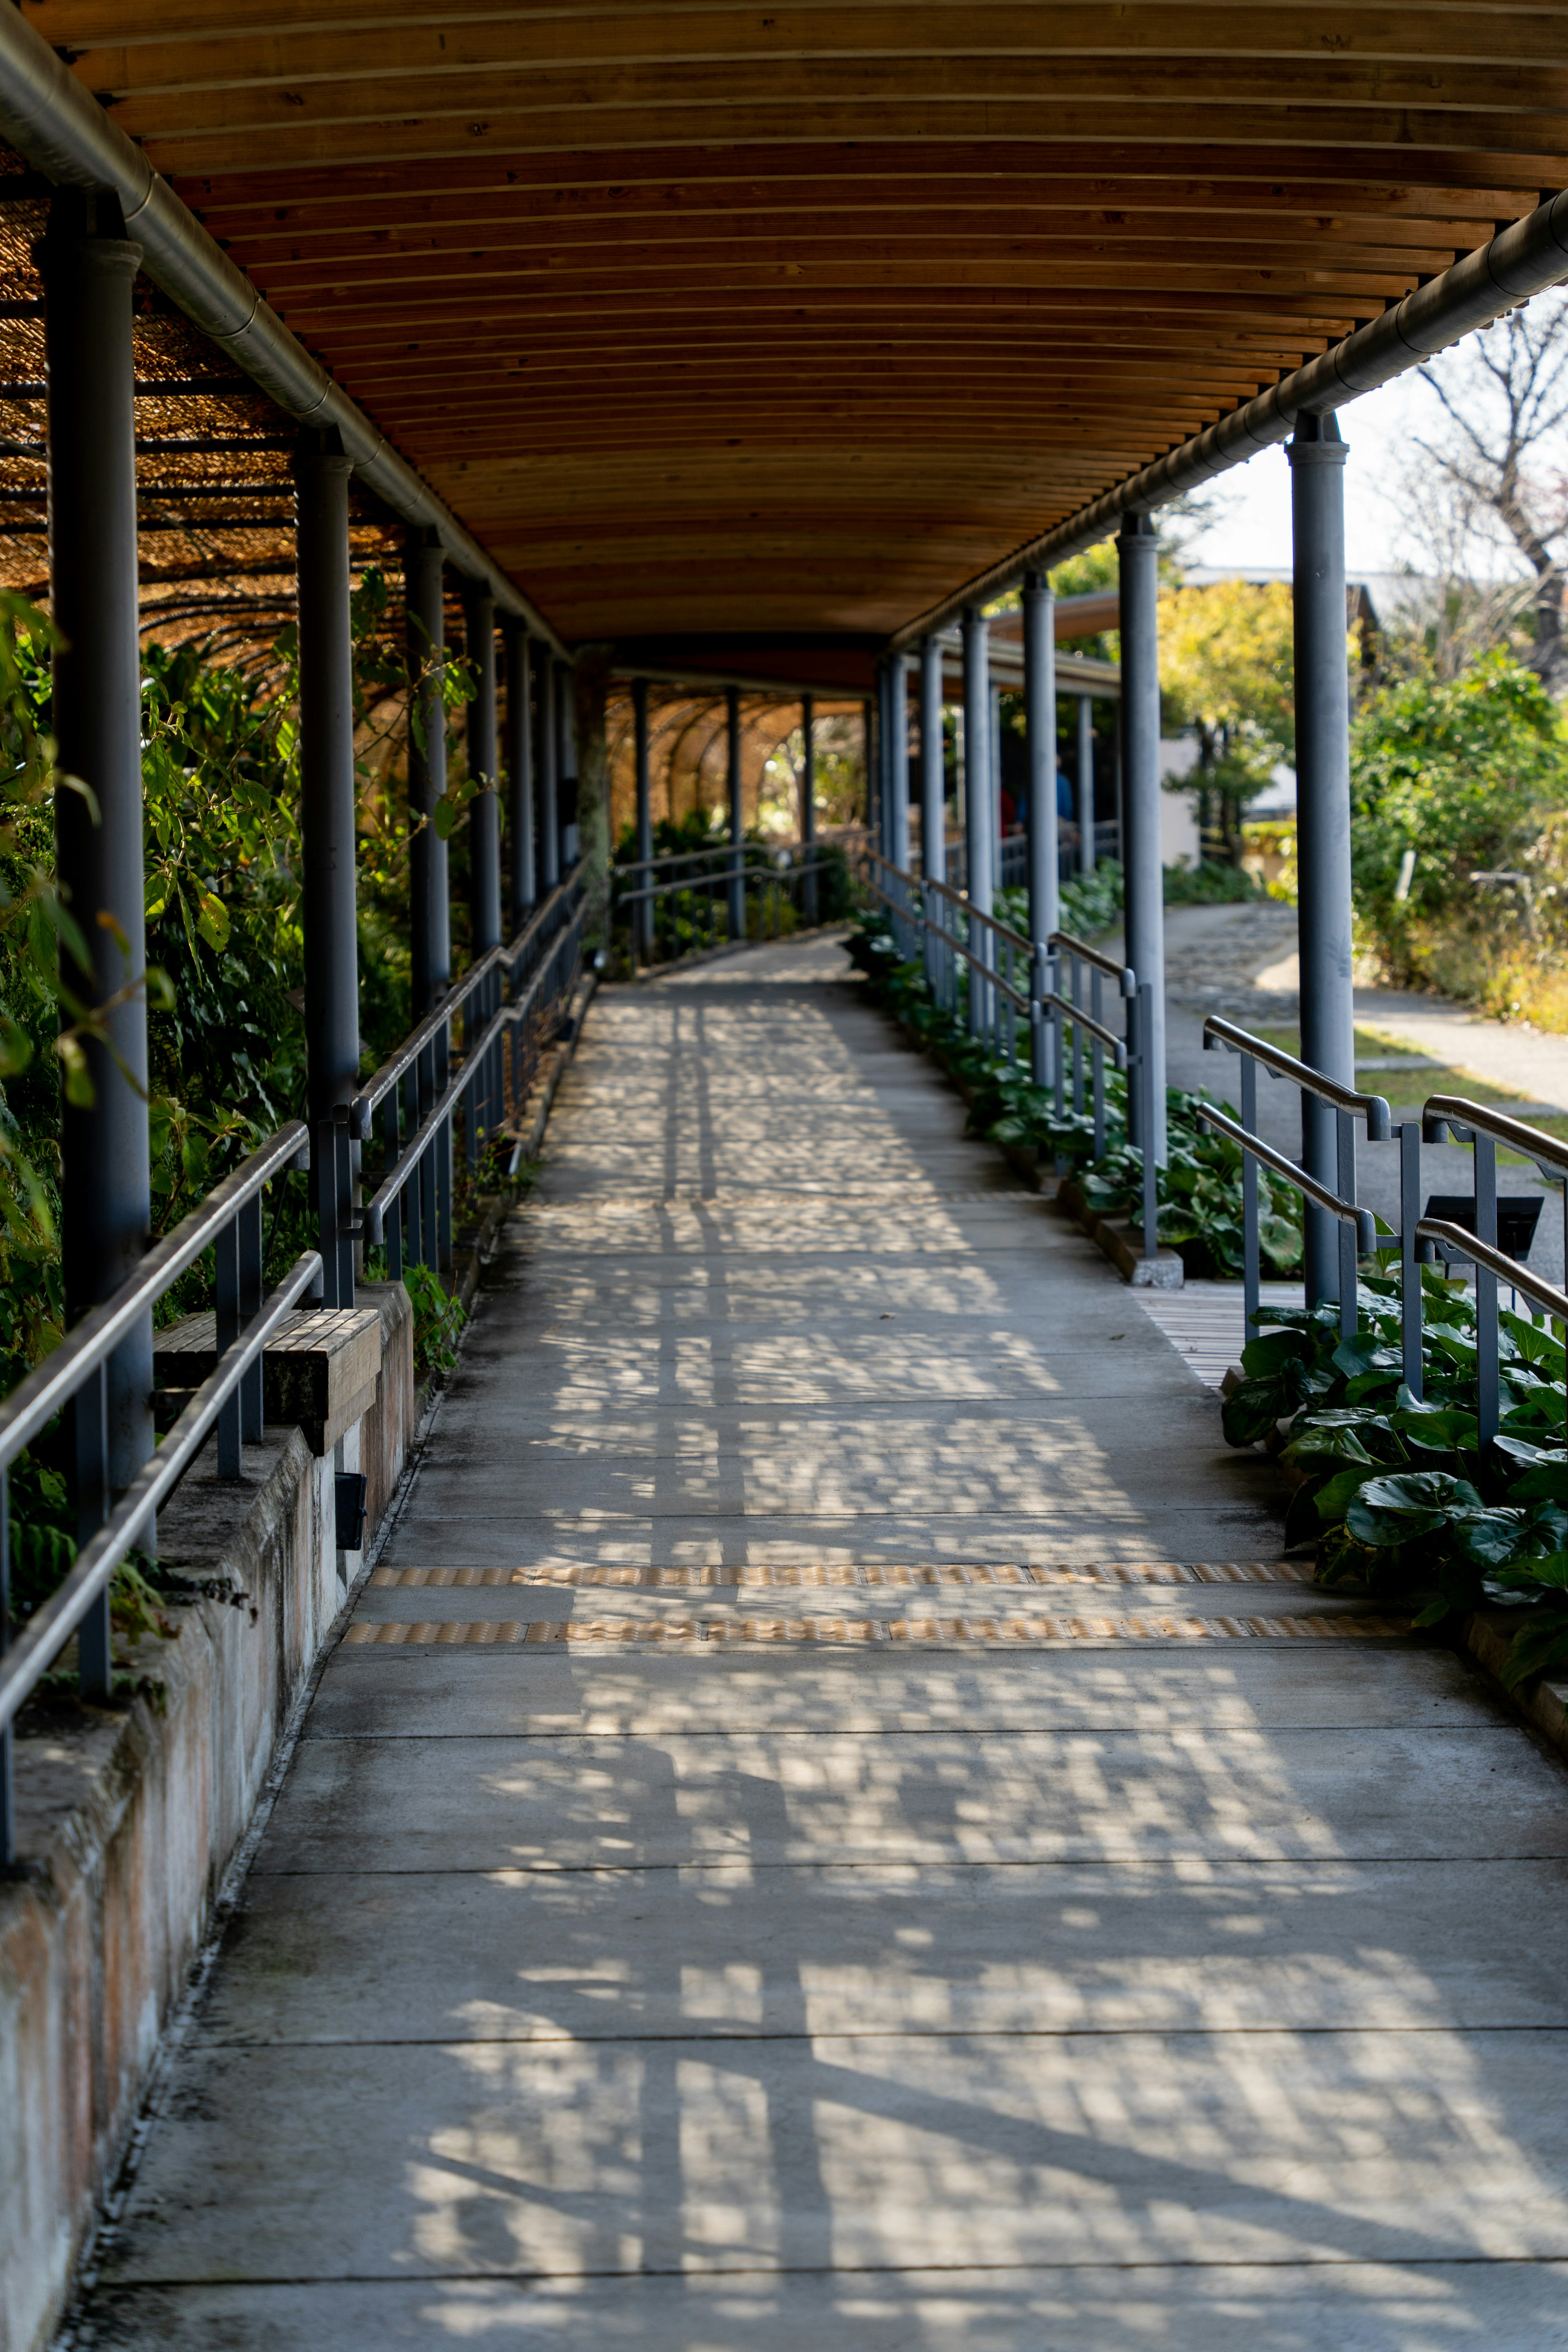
[0,4,566,650]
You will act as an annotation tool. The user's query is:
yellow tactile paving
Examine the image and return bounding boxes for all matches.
[343,1612,1411,1648]
[370,1559,1317,1590]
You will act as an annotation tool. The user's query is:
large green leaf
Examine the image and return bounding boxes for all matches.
[1241,1327,1310,1380]
[1501,1610,1568,1690]
[1221,1376,1290,1449]
[1345,1470,1484,1548]
[1315,1461,1394,1524]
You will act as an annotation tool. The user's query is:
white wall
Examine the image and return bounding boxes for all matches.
[1157,738,1202,867]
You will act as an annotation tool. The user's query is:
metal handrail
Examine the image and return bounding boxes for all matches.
[354,862,584,1127]
[498,863,585,973]
[361,897,588,1252]
[1205,1014,1393,1141]
[860,846,1156,1255]
[861,865,1033,1016]
[922,872,1030,956]
[1194,1101,1376,1251]
[1048,928,1135,996]
[616,849,838,910]
[615,841,774,879]
[0,1252,323,1741]
[1416,1218,1568,1321]
[1042,992,1127,1065]
[0,1120,309,1471]
[1422,1093,1568,1181]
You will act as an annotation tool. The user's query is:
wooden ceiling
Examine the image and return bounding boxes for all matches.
[22,3,1568,650]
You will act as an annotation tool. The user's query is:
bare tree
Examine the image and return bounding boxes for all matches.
[1413,292,1568,686]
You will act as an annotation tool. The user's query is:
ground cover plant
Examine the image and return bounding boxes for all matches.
[0,583,492,1641]
[1222,1271,1568,1690]
[846,910,1305,1279]
[849,907,1568,1691]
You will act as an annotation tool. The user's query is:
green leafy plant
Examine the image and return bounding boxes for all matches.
[1222,1270,1568,1687]
[403,1259,467,1380]
[845,913,1304,1278]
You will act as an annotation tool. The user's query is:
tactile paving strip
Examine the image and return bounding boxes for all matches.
[344,1612,1410,1648]
[371,1560,1316,1590]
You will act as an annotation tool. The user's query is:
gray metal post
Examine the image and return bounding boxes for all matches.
[920,635,945,891]
[726,684,745,938]
[862,695,876,841]
[1024,574,1058,1089]
[537,637,560,891]
[42,192,151,1685]
[888,653,910,873]
[800,693,818,924]
[295,429,359,1309]
[1118,512,1166,1163]
[962,608,993,1034]
[504,618,535,926]
[405,528,449,1017]
[555,660,577,869]
[1078,694,1096,875]
[1289,411,1354,1306]
[633,677,653,961]
[1023,572,1058,950]
[991,679,1004,895]
[464,584,501,957]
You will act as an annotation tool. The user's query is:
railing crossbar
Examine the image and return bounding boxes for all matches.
[0,1250,323,1740]
[0,1120,309,1472]
[1206,1014,1393,1140]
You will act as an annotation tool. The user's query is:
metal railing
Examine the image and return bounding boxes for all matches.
[861,850,1159,1260]
[0,1122,318,1864]
[1200,1017,1568,1446]
[1201,1017,1392,1345]
[350,864,588,1285]
[612,840,843,969]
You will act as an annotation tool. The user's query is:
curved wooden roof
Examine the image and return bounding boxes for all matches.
[24,4,1568,650]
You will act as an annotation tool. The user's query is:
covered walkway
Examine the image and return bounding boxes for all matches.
[81,940,1568,2349]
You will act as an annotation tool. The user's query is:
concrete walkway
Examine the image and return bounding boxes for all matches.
[80,935,1568,2349]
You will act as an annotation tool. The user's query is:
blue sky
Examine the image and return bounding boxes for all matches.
[1185,374,1429,580]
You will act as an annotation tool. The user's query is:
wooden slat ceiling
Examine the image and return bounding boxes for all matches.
[22,3,1568,650]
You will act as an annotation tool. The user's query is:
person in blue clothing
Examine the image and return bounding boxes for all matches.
[1007,768,1080,849]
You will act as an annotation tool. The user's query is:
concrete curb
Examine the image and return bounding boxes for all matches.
[1056,1174,1186,1290]
[1456,1606,1568,1768]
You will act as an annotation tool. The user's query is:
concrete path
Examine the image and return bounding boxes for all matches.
[79,935,1568,2349]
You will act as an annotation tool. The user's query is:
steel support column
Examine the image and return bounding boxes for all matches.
[633,677,653,961]
[800,692,817,924]
[962,608,993,1035]
[862,696,876,840]
[887,653,910,874]
[726,684,745,938]
[295,428,359,1309]
[504,618,536,925]
[556,661,578,866]
[920,637,945,892]
[1078,695,1097,875]
[1023,572,1058,949]
[42,192,151,1688]
[465,584,501,959]
[1118,512,1166,1163]
[1290,412,1355,1305]
[537,638,560,892]
[1024,573,1058,1089]
[405,528,449,1019]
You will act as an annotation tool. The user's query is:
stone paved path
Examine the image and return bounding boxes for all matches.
[80,935,1568,2349]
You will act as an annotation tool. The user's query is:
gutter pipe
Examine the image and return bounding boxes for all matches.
[888,188,1568,653]
[0,9,567,658]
